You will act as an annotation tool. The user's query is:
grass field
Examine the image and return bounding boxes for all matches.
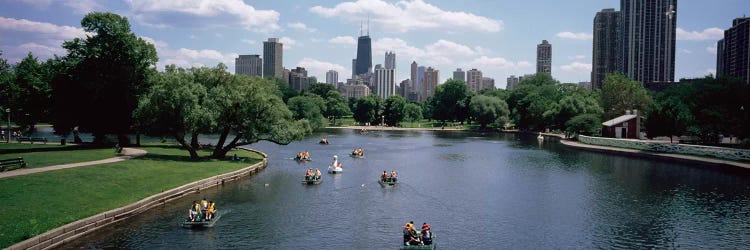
[1,147,118,168]
[0,144,264,248]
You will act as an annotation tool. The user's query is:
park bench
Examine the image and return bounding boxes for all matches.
[17,137,48,144]
[0,157,27,172]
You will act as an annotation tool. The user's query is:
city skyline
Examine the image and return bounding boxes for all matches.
[0,0,746,88]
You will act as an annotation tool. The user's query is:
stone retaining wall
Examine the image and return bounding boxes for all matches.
[578,135,750,162]
[9,149,268,250]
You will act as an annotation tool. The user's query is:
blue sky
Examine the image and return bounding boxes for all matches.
[0,0,747,88]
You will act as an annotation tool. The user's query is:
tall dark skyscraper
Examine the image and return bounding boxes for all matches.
[717,17,750,84]
[619,0,676,84]
[592,8,620,89]
[355,34,372,75]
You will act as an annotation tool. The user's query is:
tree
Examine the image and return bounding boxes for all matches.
[0,51,12,123]
[645,94,692,142]
[135,65,309,159]
[352,96,379,125]
[10,53,54,132]
[383,95,407,126]
[469,95,509,129]
[269,77,298,103]
[432,79,469,123]
[304,83,337,98]
[506,74,561,130]
[55,12,158,144]
[565,114,601,136]
[544,88,603,132]
[324,90,351,125]
[287,94,327,130]
[402,103,423,123]
[600,73,653,120]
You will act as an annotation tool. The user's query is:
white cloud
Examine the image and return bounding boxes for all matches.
[140,36,168,49]
[560,62,592,72]
[125,0,280,32]
[556,31,593,40]
[16,43,65,57]
[425,40,476,57]
[706,44,717,54]
[328,36,356,45]
[310,0,502,33]
[468,56,531,69]
[279,37,297,49]
[64,0,100,14]
[288,22,316,32]
[680,49,692,54]
[568,55,586,60]
[159,47,237,70]
[242,39,256,44]
[297,58,347,79]
[372,38,482,65]
[676,27,723,41]
[0,17,89,40]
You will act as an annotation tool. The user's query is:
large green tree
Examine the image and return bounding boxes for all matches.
[352,95,383,125]
[288,94,327,130]
[402,103,423,123]
[383,95,407,126]
[600,73,653,120]
[432,79,469,123]
[565,114,601,136]
[470,95,510,129]
[9,53,54,132]
[506,74,561,130]
[324,90,351,125]
[543,86,603,133]
[135,65,309,159]
[55,12,158,144]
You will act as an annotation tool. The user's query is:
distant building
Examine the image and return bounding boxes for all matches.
[453,68,465,82]
[384,51,396,70]
[578,81,592,89]
[343,78,371,98]
[374,65,396,99]
[482,77,496,91]
[592,8,620,89]
[355,34,372,75]
[289,67,309,92]
[422,67,439,101]
[326,70,339,84]
[416,66,426,97]
[235,55,262,76]
[619,0,676,84]
[399,79,411,98]
[506,75,519,90]
[466,69,482,93]
[717,17,750,84]
[263,38,283,79]
[536,40,552,75]
[351,59,357,78]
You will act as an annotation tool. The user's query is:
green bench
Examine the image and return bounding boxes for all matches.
[0,157,27,172]
[17,137,48,144]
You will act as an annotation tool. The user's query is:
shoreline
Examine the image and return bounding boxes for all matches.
[9,148,268,250]
[325,125,468,131]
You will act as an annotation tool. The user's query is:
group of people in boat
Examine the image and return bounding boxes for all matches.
[296,150,311,161]
[187,198,216,222]
[381,170,398,182]
[304,168,322,180]
[319,138,329,144]
[403,221,433,246]
[351,147,364,156]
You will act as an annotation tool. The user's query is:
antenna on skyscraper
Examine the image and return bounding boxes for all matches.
[360,20,363,36]
[367,14,370,36]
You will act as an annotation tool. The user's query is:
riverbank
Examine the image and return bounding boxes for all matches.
[2,144,266,249]
[326,125,468,131]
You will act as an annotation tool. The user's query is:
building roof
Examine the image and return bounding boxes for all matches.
[602,114,637,127]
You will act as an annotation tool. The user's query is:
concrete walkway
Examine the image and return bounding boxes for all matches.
[560,140,750,170]
[0,147,147,179]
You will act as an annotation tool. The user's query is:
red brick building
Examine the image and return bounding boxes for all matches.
[601,110,641,139]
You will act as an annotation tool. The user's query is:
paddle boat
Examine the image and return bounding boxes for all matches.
[351,148,365,158]
[537,132,544,141]
[401,223,435,250]
[319,138,329,144]
[302,175,322,185]
[379,178,398,187]
[294,155,311,162]
[182,211,221,228]
[400,231,435,250]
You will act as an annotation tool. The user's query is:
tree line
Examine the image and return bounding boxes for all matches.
[2,12,748,160]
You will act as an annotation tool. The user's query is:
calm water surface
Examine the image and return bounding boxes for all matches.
[63,129,750,249]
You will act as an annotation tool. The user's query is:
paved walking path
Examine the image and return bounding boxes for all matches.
[0,147,147,179]
[560,140,750,170]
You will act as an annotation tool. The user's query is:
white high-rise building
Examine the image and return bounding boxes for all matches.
[235,55,262,76]
[326,70,339,85]
[375,66,396,99]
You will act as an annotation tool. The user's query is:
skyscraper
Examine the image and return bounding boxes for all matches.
[506,75,519,90]
[355,33,372,75]
[536,40,552,75]
[326,70,339,84]
[263,38,283,79]
[235,55,262,76]
[384,51,396,70]
[619,0,676,84]
[453,68,465,82]
[481,77,496,91]
[717,17,750,84]
[422,67,439,101]
[375,65,396,99]
[592,8,620,89]
[466,69,483,93]
[289,67,308,92]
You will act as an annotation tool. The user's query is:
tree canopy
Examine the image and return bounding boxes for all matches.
[431,79,470,123]
[600,73,652,120]
[469,95,509,129]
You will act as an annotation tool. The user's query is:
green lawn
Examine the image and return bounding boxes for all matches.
[0,144,264,248]
[0,142,71,151]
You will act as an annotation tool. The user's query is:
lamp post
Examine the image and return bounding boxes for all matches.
[5,108,9,143]
[381,115,385,127]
